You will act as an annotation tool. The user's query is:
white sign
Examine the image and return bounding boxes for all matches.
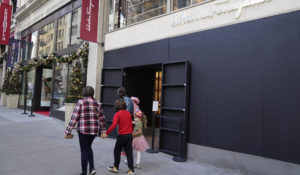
[152,101,159,112]
[172,0,272,27]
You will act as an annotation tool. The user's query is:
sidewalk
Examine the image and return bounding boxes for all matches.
[0,106,242,175]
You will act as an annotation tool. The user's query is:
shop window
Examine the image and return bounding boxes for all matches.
[41,69,52,107]
[29,31,38,59]
[70,7,82,45]
[56,13,71,51]
[173,0,190,10]
[53,57,73,111]
[26,68,36,107]
[39,22,54,56]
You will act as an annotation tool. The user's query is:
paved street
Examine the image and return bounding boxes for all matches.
[0,106,242,175]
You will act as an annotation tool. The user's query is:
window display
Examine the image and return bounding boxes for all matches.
[53,57,72,111]
[40,68,52,107]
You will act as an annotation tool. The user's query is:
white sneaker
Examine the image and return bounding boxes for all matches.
[134,164,140,169]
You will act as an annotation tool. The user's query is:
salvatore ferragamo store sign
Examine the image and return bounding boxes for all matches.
[172,0,272,27]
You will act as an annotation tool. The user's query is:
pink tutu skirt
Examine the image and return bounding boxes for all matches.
[132,135,149,151]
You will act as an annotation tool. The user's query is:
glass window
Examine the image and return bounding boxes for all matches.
[108,0,120,31]
[53,57,72,111]
[39,22,55,56]
[56,13,71,51]
[173,0,190,10]
[71,8,82,45]
[108,0,167,30]
[26,68,36,107]
[29,31,38,59]
[21,36,29,61]
[40,68,52,107]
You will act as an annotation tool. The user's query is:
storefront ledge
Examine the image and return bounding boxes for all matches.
[50,110,65,121]
[187,143,300,175]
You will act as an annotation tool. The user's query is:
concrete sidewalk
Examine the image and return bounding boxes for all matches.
[0,106,242,175]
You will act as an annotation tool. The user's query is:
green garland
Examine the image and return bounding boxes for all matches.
[7,67,21,95]
[65,60,83,103]
[16,42,89,72]
[1,68,12,94]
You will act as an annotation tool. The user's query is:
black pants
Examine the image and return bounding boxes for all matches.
[78,132,96,175]
[114,134,134,171]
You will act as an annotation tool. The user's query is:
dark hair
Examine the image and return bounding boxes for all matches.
[117,87,126,97]
[83,86,94,97]
[114,99,126,111]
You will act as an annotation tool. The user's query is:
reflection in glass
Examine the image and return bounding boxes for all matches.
[39,22,55,56]
[127,0,167,25]
[19,73,25,106]
[173,0,190,10]
[26,68,36,106]
[71,7,82,45]
[192,0,206,5]
[41,69,52,107]
[53,57,72,111]
[56,13,71,51]
[21,36,28,61]
[29,31,38,59]
[108,0,168,30]
[108,0,119,31]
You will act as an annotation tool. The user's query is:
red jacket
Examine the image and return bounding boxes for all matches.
[106,110,133,135]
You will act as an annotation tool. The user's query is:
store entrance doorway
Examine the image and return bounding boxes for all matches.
[124,64,162,150]
[32,66,52,115]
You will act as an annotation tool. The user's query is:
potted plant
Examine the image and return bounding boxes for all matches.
[65,60,83,127]
[7,67,21,108]
[1,69,11,106]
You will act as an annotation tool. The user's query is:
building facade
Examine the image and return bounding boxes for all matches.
[0,0,101,119]
[101,0,300,175]
[1,0,300,175]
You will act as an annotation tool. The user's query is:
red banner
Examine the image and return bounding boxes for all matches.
[2,0,10,5]
[80,0,99,43]
[0,3,12,45]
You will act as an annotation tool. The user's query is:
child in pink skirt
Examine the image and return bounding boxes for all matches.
[131,97,149,169]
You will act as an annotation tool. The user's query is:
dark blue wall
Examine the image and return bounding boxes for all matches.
[104,11,300,164]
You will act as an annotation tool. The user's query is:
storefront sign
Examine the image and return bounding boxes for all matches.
[0,3,12,45]
[7,39,19,67]
[172,0,271,27]
[80,0,99,43]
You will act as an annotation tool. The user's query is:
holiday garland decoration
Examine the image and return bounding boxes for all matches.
[1,68,11,93]
[7,67,21,94]
[1,42,89,97]
[65,60,83,103]
[16,42,89,73]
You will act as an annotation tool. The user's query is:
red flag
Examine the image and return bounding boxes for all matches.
[2,0,10,5]
[80,0,99,43]
[0,3,12,45]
